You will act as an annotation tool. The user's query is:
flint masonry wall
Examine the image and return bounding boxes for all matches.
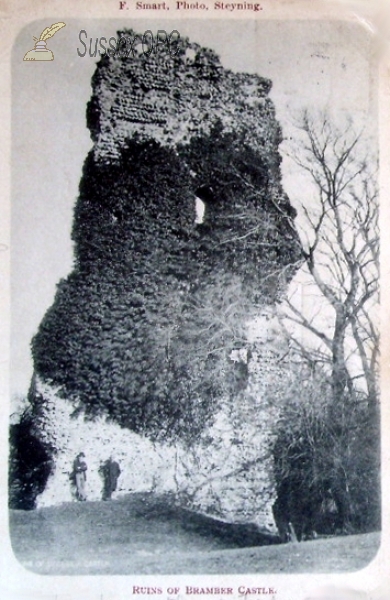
[30,32,299,533]
[33,378,177,507]
[87,36,278,171]
[35,311,282,537]
[171,310,284,534]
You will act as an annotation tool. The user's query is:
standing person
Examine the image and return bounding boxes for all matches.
[72,452,88,501]
[101,457,121,500]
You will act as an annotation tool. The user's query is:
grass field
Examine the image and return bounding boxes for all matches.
[9,493,381,575]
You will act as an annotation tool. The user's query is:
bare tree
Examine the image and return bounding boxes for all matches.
[278,112,379,417]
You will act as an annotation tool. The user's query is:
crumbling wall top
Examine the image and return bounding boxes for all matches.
[87,30,276,163]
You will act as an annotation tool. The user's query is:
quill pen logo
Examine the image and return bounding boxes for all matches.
[23,22,66,61]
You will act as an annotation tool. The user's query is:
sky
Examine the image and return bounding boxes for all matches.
[10,17,377,398]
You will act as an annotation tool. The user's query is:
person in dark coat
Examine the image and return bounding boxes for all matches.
[101,457,121,500]
[71,452,88,501]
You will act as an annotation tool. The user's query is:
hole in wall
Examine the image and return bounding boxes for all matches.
[194,185,215,225]
[195,197,206,224]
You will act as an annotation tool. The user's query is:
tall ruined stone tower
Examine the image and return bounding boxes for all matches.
[26,32,301,528]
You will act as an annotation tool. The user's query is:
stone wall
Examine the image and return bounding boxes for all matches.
[88,33,279,178]
[33,379,176,507]
[34,310,283,536]
[26,32,301,535]
[172,311,285,533]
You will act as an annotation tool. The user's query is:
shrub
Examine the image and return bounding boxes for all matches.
[9,408,54,510]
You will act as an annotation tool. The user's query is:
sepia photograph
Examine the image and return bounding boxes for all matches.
[1,2,389,598]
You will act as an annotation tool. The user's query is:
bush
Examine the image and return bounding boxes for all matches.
[271,363,380,539]
[9,408,54,510]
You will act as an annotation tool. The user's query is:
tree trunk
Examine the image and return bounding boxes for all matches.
[330,308,349,416]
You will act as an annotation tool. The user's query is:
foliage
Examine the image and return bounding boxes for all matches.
[9,403,54,510]
[272,114,380,539]
[32,127,299,444]
[272,360,380,537]
[179,123,301,300]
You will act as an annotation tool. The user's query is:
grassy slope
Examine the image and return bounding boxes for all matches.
[9,494,380,575]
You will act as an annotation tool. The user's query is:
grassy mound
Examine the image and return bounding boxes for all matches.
[9,493,380,575]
